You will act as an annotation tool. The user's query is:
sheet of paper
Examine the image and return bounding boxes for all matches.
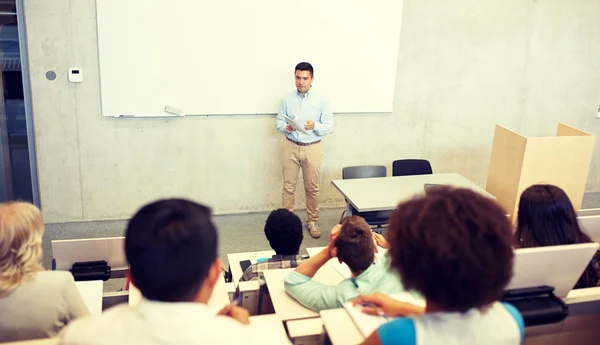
[344,291,426,337]
[283,114,311,135]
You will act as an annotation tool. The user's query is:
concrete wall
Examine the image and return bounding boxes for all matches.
[22,0,600,223]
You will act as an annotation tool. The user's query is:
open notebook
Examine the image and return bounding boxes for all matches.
[343,292,426,337]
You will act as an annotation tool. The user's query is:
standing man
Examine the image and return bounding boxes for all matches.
[276,62,334,238]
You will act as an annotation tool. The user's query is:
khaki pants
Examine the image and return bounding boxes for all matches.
[282,138,323,222]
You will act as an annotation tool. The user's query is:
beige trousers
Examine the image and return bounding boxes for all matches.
[282,138,323,222]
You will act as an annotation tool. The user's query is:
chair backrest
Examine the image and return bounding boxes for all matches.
[579,215,600,243]
[51,237,126,271]
[392,159,432,177]
[342,165,386,180]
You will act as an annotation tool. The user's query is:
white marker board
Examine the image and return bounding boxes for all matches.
[95,0,404,117]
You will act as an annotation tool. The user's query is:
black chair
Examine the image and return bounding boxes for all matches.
[392,159,433,177]
[340,165,389,230]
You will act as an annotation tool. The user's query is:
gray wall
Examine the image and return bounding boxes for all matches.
[23,0,600,223]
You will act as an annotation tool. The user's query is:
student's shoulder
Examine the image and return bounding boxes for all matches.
[500,302,525,340]
[35,270,77,289]
[61,305,132,340]
[377,318,416,345]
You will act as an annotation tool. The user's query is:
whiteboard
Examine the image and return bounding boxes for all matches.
[95,0,403,117]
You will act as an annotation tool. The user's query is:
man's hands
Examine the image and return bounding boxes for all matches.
[285,120,314,132]
[217,304,250,325]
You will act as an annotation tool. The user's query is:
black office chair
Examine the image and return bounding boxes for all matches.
[392,159,433,177]
[340,165,390,230]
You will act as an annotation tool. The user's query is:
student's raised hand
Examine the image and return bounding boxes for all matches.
[285,124,294,133]
[352,292,425,317]
[217,304,250,325]
[304,120,315,130]
[372,232,390,249]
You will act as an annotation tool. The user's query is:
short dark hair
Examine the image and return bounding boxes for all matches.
[125,199,218,302]
[516,184,598,288]
[387,187,513,312]
[295,62,313,77]
[335,216,374,273]
[264,209,303,255]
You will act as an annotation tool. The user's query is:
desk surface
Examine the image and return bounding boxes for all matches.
[228,250,275,286]
[74,280,103,315]
[287,317,324,338]
[320,308,364,345]
[248,314,290,344]
[129,272,231,308]
[332,173,494,212]
[263,267,344,322]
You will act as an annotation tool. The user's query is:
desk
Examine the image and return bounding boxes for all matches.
[228,250,275,286]
[74,280,103,315]
[320,308,364,345]
[263,267,344,322]
[287,318,324,345]
[332,173,494,214]
[129,272,231,308]
[249,314,290,344]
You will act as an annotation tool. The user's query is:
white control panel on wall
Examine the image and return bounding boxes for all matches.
[68,68,83,83]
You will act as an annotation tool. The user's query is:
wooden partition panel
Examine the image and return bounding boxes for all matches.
[519,135,594,212]
[485,125,527,217]
[486,123,594,223]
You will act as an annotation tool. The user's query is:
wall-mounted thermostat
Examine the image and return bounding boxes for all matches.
[68,68,83,83]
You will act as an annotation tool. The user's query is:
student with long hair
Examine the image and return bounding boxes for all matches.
[515,184,600,289]
[0,202,88,342]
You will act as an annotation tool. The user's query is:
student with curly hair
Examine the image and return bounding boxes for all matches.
[515,184,600,289]
[0,202,89,342]
[354,187,524,345]
[240,208,307,281]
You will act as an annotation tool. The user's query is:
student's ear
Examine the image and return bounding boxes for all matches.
[206,259,222,289]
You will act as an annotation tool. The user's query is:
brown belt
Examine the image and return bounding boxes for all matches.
[287,137,321,146]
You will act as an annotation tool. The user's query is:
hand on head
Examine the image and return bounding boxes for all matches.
[328,224,342,258]
[372,232,390,249]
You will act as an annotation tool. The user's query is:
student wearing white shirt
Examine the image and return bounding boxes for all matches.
[60,199,289,345]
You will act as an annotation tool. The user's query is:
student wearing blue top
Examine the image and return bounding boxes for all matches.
[276,62,334,239]
[284,216,405,311]
[354,187,524,345]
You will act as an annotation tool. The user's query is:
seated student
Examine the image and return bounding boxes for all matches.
[284,216,404,312]
[60,199,289,345]
[354,187,524,345]
[0,202,89,342]
[240,209,307,282]
[515,184,600,289]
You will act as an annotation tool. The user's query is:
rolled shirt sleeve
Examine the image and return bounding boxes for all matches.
[283,271,340,311]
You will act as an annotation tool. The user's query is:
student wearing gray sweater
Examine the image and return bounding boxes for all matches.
[0,202,89,342]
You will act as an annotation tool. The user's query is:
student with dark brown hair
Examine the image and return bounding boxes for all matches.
[284,216,405,311]
[515,184,600,289]
[355,187,524,345]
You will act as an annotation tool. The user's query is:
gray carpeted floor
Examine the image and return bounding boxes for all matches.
[42,192,600,292]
